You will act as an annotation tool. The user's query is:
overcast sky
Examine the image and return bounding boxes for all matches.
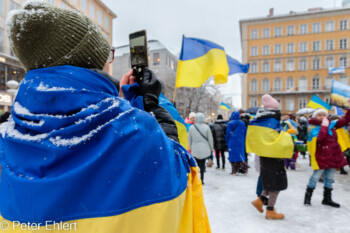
[102,0,343,108]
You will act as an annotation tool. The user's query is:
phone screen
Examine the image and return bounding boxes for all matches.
[129,30,148,71]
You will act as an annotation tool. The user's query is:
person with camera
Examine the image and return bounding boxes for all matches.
[0,2,210,232]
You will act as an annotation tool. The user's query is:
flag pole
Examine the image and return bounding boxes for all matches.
[173,87,177,104]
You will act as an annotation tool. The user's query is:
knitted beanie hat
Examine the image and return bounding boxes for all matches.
[262,94,279,109]
[312,109,329,119]
[6,0,110,71]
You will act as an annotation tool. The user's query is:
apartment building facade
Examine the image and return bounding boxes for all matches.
[240,7,350,113]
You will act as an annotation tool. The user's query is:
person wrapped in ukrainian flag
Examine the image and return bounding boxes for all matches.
[303,106,350,208]
[247,94,294,220]
[0,1,211,232]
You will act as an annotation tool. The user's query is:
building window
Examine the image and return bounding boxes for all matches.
[312,22,321,33]
[10,1,20,10]
[299,24,308,34]
[274,60,282,72]
[286,60,295,71]
[340,39,348,49]
[104,16,109,29]
[312,41,321,52]
[262,61,270,73]
[71,0,78,4]
[274,44,282,54]
[153,53,160,65]
[250,99,258,107]
[340,19,348,31]
[262,45,270,56]
[262,78,270,91]
[339,56,348,67]
[287,25,295,36]
[299,98,308,109]
[97,11,102,24]
[274,77,282,91]
[250,79,258,92]
[299,59,308,71]
[312,58,321,70]
[47,0,55,5]
[0,0,3,16]
[325,76,333,89]
[286,98,295,111]
[299,42,308,53]
[250,29,258,39]
[339,75,348,84]
[89,3,95,19]
[274,27,282,37]
[0,28,3,53]
[250,46,258,56]
[250,62,258,73]
[60,2,68,8]
[326,40,334,50]
[262,28,270,38]
[299,77,308,91]
[287,43,295,54]
[81,0,87,11]
[325,57,334,68]
[325,21,335,32]
[286,77,294,90]
[312,76,320,90]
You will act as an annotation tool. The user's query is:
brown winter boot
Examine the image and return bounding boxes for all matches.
[206,159,213,167]
[251,197,264,213]
[265,207,284,220]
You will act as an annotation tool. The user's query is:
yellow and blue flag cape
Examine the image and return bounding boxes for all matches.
[246,118,294,159]
[220,102,231,111]
[307,120,350,170]
[0,66,210,233]
[175,36,230,88]
[159,93,188,149]
[307,95,331,111]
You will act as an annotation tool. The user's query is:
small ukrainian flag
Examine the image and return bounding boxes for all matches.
[307,95,331,111]
[220,102,231,111]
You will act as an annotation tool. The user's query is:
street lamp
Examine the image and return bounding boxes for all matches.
[6,80,19,101]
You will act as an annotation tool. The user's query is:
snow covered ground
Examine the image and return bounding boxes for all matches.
[203,154,350,233]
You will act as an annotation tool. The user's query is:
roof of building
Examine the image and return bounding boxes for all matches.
[97,0,117,18]
[240,7,350,24]
[115,40,172,57]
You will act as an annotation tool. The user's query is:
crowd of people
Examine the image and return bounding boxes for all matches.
[186,93,350,220]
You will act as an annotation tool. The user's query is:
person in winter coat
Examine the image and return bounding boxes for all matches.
[211,114,227,169]
[240,112,251,164]
[248,94,294,220]
[297,116,308,159]
[226,111,248,175]
[304,107,350,208]
[188,113,214,184]
[185,112,196,131]
[0,2,211,232]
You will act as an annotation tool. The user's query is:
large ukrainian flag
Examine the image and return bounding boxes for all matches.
[246,117,294,159]
[307,95,331,111]
[175,36,229,88]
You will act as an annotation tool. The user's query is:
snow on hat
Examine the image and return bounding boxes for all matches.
[6,0,110,71]
[312,109,329,118]
[189,112,196,119]
[262,94,279,109]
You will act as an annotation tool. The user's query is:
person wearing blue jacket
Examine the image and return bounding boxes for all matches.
[226,111,248,175]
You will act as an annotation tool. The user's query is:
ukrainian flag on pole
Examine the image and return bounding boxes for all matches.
[307,95,331,111]
[220,102,231,111]
[175,36,230,88]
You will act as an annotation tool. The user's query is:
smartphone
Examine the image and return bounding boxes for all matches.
[129,30,148,76]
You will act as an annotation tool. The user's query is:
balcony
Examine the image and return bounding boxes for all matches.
[248,86,331,96]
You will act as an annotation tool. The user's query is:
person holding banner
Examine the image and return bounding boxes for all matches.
[304,104,350,208]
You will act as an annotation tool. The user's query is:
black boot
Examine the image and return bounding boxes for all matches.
[322,188,340,208]
[304,186,314,206]
[216,156,220,169]
[340,167,348,175]
[260,195,269,206]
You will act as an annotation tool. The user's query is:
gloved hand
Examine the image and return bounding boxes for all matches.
[139,68,161,111]
[321,117,329,127]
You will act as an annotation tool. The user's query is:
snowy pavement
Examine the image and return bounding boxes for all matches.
[203,154,350,233]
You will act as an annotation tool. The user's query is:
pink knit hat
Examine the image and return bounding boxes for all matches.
[262,94,279,109]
